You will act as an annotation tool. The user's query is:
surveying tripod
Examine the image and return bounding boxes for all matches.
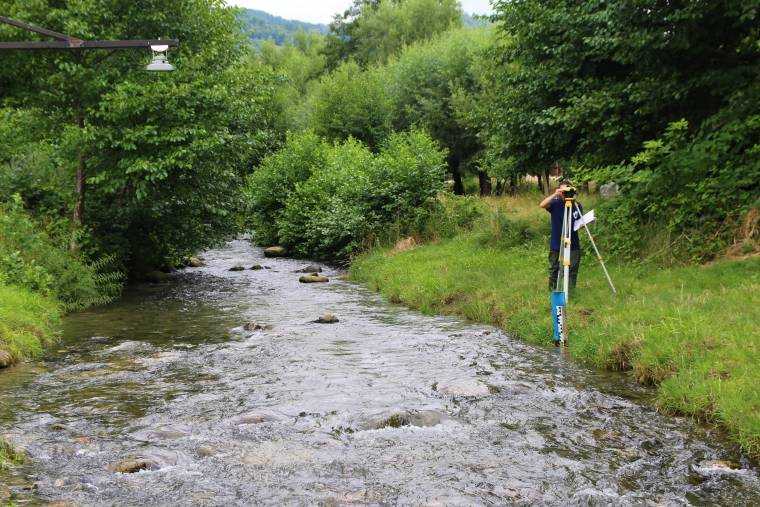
[552,194,616,345]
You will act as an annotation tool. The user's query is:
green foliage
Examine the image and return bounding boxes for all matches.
[594,92,760,262]
[305,61,393,149]
[0,0,283,274]
[489,0,759,169]
[0,199,121,310]
[324,0,463,67]
[247,130,447,260]
[245,131,330,245]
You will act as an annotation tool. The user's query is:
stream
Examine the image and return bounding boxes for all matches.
[1,239,758,505]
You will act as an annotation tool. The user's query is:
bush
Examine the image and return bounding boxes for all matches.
[0,198,121,311]
[245,131,329,245]
[594,92,760,263]
[246,130,447,261]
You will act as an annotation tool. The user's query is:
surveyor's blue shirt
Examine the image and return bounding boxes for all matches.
[547,197,583,251]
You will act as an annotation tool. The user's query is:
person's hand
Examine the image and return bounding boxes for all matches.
[554,187,564,197]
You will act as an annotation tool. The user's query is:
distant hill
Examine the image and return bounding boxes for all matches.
[238,9,328,45]
[238,8,490,46]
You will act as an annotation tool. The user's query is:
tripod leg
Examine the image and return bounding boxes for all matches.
[573,203,616,295]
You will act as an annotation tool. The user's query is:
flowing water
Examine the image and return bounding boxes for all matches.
[1,240,758,505]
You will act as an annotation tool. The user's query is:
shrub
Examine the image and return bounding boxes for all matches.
[247,130,447,261]
[245,132,329,245]
[0,198,121,311]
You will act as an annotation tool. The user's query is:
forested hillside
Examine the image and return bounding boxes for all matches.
[238,8,327,45]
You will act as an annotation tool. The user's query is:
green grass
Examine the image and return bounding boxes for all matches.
[0,283,60,366]
[350,195,760,459]
[0,437,24,470]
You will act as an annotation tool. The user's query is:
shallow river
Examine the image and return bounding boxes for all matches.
[1,240,758,505]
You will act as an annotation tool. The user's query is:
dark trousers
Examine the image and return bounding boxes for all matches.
[549,249,581,291]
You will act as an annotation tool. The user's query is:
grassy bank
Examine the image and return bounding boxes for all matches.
[350,194,760,458]
[0,283,59,367]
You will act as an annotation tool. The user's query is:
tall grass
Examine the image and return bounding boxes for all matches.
[350,193,760,458]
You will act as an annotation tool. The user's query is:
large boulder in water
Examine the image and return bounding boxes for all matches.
[315,313,339,324]
[299,274,329,284]
[263,246,287,258]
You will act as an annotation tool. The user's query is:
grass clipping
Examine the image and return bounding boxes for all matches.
[350,194,760,459]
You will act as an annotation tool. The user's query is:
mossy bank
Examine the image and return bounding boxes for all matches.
[350,197,760,459]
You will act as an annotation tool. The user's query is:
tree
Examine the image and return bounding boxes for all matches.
[489,0,760,171]
[0,0,282,270]
[390,27,490,194]
[305,61,393,150]
[323,0,462,68]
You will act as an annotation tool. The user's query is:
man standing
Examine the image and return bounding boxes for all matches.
[539,181,583,291]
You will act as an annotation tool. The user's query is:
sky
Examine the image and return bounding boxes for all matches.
[228,0,493,24]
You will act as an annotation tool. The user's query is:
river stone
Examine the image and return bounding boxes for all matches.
[363,410,447,430]
[250,264,264,270]
[197,445,217,458]
[264,246,287,258]
[315,313,339,324]
[243,321,271,331]
[0,350,14,368]
[299,274,329,283]
[231,412,279,425]
[187,256,205,268]
[436,380,490,397]
[229,265,246,272]
[692,459,743,476]
[294,265,322,273]
[599,181,619,198]
[110,458,160,474]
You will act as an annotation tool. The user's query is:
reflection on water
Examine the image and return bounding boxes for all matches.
[1,240,758,505]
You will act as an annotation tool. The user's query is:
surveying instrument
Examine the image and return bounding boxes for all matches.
[551,187,616,346]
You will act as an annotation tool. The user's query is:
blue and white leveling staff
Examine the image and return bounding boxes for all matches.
[551,194,616,346]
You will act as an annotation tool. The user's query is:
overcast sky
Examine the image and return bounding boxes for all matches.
[228,1,493,24]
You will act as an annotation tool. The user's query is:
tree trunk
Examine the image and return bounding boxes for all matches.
[449,153,464,195]
[537,173,544,193]
[70,106,86,253]
[543,170,551,194]
[477,170,492,196]
[509,174,518,195]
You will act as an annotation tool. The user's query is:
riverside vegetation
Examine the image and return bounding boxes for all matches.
[0,0,758,466]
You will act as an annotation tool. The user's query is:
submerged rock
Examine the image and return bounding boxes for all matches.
[264,246,287,258]
[299,274,329,284]
[229,265,246,272]
[243,321,271,332]
[110,458,160,474]
[0,350,14,368]
[315,313,339,324]
[250,264,264,270]
[435,380,490,397]
[363,409,447,430]
[294,265,322,273]
[231,412,279,425]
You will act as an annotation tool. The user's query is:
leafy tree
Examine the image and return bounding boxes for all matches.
[489,0,759,171]
[324,0,462,67]
[390,27,490,194]
[0,0,282,271]
[305,61,393,149]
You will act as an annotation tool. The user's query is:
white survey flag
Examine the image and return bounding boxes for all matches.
[574,209,596,231]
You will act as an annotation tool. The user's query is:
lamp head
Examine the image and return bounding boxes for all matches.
[146,44,175,72]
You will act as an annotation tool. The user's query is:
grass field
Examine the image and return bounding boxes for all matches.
[350,193,760,458]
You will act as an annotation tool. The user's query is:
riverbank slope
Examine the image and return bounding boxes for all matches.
[350,195,760,459]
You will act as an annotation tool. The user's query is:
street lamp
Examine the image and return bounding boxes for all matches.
[146,44,175,72]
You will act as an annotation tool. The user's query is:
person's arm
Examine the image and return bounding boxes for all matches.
[540,188,563,209]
